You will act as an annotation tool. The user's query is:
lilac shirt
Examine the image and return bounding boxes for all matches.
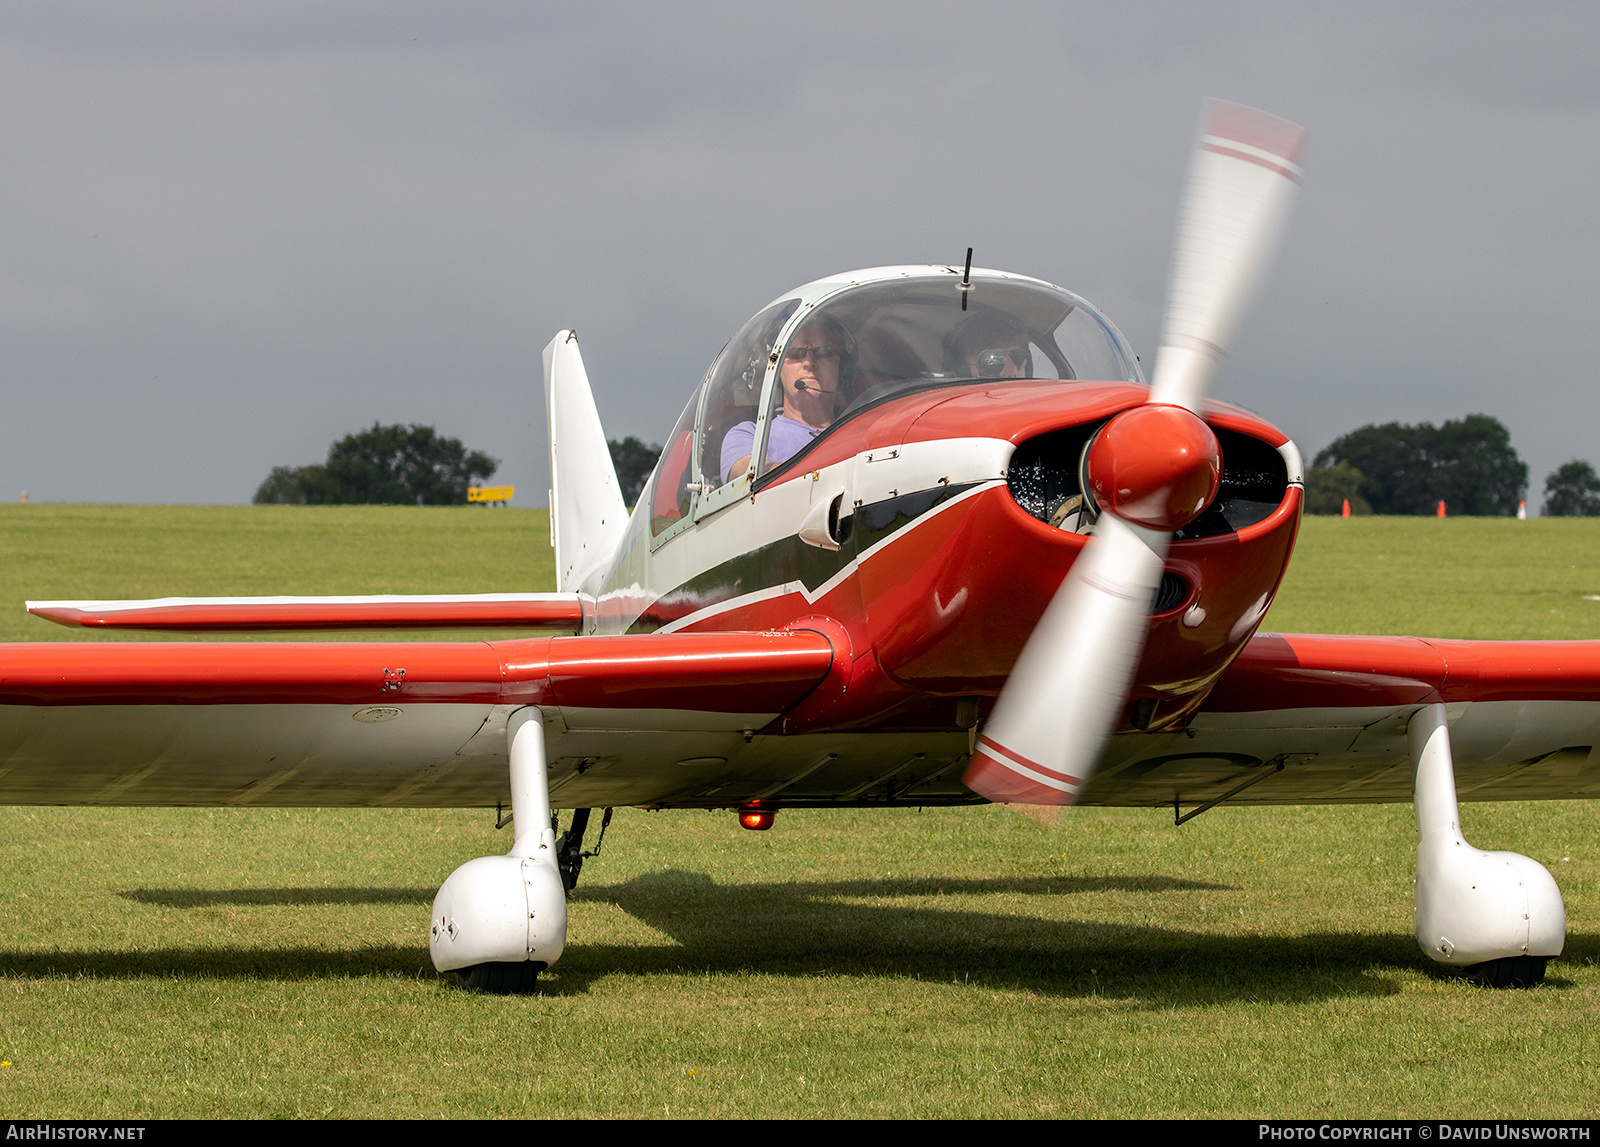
[720,414,823,483]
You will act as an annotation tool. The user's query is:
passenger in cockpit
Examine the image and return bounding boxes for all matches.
[944,313,1033,379]
[721,315,854,482]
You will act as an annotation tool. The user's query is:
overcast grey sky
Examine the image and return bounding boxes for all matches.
[2,2,1598,508]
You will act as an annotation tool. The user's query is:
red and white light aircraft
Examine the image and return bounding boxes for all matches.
[11,102,1589,992]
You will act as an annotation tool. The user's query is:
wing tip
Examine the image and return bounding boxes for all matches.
[26,603,86,628]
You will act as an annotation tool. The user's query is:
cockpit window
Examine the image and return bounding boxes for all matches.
[751,311,855,480]
[698,298,799,488]
[650,386,701,538]
[754,276,1138,480]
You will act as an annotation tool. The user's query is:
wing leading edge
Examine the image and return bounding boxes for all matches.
[1207,632,1600,710]
[27,593,589,633]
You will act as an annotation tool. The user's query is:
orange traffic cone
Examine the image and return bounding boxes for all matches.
[1341,498,1351,518]
[1437,500,1447,518]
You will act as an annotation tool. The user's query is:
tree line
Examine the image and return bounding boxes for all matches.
[606,421,1600,521]
[257,421,1595,518]
[607,421,1600,520]
[254,428,664,507]
[1307,414,1599,517]
[254,424,498,505]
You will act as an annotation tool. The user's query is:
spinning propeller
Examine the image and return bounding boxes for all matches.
[963,100,1305,810]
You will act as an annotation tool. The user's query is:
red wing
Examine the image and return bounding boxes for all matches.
[1081,633,1600,808]
[1206,632,1600,710]
[27,593,588,632]
[0,630,836,807]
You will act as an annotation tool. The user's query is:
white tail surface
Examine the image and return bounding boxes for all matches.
[544,331,628,594]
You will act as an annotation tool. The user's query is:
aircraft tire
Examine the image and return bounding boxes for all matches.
[454,961,544,995]
[1464,955,1548,989]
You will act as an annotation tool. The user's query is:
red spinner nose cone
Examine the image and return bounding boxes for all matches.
[1085,405,1222,532]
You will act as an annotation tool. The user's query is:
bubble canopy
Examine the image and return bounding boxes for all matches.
[651,268,1143,536]
[802,270,1142,400]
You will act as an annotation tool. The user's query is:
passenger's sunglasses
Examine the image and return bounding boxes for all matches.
[976,347,1030,377]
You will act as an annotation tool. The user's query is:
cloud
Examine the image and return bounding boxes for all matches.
[0,2,1595,502]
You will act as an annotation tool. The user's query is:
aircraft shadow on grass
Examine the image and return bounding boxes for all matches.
[3,870,1583,1003]
[114,875,1215,908]
[119,886,432,908]
[553,870,1418,1004]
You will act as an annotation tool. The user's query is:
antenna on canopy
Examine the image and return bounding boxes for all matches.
[959,247,973,311]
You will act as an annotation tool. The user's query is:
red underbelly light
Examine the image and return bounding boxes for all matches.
[738,806,776,831]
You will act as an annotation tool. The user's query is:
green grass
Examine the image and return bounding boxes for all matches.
[0,508,1598,1117]
[1265,515,1600,639]
[0,504,556,642]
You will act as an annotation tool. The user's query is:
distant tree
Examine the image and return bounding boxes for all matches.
[253,424,497,505]
[1314,421,1434,515]
[1314,414,1526,515]
[608,437,663,506]
[1429,415,1528,516]
[1543,460,1600,517]
[254,465,319,505]
[1304,461,1371,515]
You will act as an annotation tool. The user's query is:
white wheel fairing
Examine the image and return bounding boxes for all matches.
[431,707,567,975]
[1410,704,1565,966]
[429,853,566,973]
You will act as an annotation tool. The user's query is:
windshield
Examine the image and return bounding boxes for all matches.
[753,275,1139,479]
[701,298,800,489]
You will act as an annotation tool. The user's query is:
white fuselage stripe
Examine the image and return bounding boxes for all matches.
[656,479,1005,634]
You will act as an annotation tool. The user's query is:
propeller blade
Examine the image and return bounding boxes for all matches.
[1148,100,1305,412]
[964,514,1166,807]
[964,101,1303,811]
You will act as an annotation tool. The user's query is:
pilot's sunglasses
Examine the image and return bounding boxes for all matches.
[784,345,840,363]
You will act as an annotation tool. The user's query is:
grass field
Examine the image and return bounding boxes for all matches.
[0,508,1598,1118]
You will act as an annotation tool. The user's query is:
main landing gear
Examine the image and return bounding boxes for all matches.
[556,806,612,894]
[429,707,567,994]
[1410,703,1565,988]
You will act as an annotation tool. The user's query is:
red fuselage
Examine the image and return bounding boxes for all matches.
[605,378,1303,738]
